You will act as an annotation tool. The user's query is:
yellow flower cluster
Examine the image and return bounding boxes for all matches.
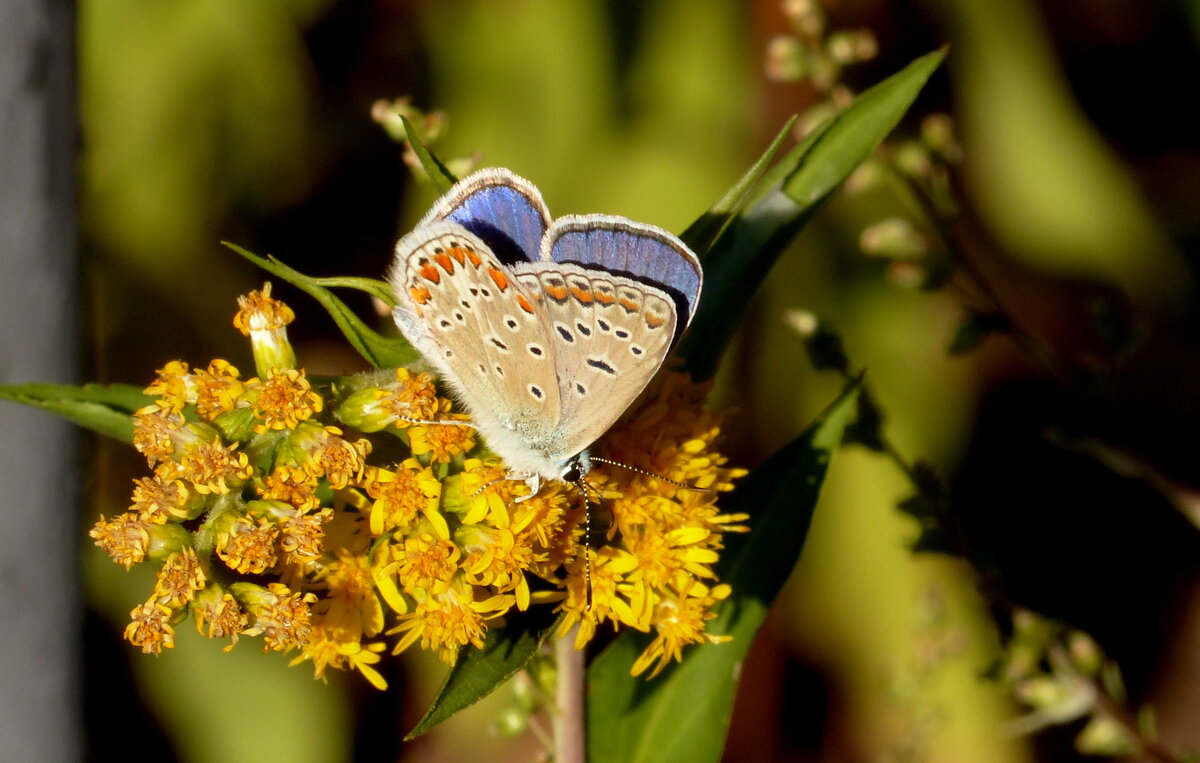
[90,284,746,688]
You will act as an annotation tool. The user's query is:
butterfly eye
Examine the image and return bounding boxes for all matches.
[562,463,583,483]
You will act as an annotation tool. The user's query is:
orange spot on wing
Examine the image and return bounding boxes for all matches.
[594,291,615,305]
[466,250,482,267]
[544,284,569,302]
[516,295,535,314]
[570,286,594,304]
[419,264,441,284]
[487,267,510,291]
[434,252,455,274]
[410,286,432,305]
[447,246,466,265]
[619,298,639,312]
[646,311,667,329]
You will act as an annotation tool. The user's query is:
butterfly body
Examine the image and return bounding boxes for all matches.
[389,169,701,485]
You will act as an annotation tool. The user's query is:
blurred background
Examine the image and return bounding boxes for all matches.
[7,0,1200,759]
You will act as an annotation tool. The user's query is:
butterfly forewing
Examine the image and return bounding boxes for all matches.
[421,168,551,266]
[391,222,562,445]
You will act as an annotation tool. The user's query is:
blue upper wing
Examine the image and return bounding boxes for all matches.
[422,168,551,266]
[544,215,703,336]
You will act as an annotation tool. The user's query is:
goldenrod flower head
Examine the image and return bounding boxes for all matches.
[193,359,246,419]
[153,547,207,608]
[192,585,247,648]
[409,412,476,463]
[336,368,442,432]
[125,599,177,655]
[100,284,747,685]
[249,368,323,433]
[233,283,297,375]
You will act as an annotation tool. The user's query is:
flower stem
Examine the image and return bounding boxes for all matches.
[554,625,586,763]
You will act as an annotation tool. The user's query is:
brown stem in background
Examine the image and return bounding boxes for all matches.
[555,625,586,763]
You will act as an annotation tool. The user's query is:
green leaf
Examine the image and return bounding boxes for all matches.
[679,49,946,380]
[307,275,396,308]
[0,382,151,443]
[401,115,458,194]
[586,379,860,763]
[405,606,561,739]
[680,114,798,258]
[222,242,421,369]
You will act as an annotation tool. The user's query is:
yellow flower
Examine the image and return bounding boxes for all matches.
[279,508,333,565]
[130,469,202,523]
[235,582,317,653]
[383,368,441,424]
[216,516,280,574]
[249,368,323,433]
[192,359,246,420]
[152,547,206,608]
[192,585,248,649]
[90,512,191,569]
[89,512,151,569]
[364,460,445,538]
[409,412,476,463]
[457,523,534,611]
[630,584,733,678]
[233,283,297,375]
[289,423,370,489]
[125,598,177,654]
[311,549,384,640]
[390,531,461,597]
[389,578,512,664]
[143,360,195,414]
[290,622,388,690]
[179,438,253,495]
[259,464,321,511]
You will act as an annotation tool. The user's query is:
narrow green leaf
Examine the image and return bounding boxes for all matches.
[405,606,561,739]
[680,114,798,258]
[587,379,861,763]
[222,242,420,369]
[679,49,946,380]
[0,382,151,443]
[307,275,395,308]
[401,115,458,194]
[781,49,946,208]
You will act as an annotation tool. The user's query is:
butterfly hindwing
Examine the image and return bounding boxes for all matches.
[512,262,677,459]
[390,222,563,457]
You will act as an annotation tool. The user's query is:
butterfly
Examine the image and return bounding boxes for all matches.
[388,168,702,494]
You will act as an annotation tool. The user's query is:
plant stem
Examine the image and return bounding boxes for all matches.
[554,625,586,763]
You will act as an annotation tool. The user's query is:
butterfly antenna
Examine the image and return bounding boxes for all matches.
[394,415,474,428]
[574,478,603,613]
[588,456,711,493]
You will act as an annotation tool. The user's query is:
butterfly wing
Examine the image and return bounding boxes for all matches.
[421,168,551,266]
[544,215,702,337]
[390,221,567,477]
[511,261,680,459]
